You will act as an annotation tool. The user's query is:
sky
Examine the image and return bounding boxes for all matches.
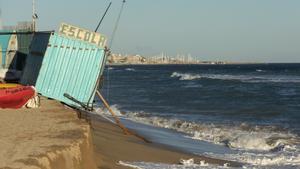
[0,0,299,62]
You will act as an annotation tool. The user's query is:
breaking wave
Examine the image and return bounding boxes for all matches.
[95,106,299,151]
[202,74,300,83]
[205,151,300,167]
[127,113,298,152]
[119,159,232,169]
[119,154,300,168]
[94,105,124,117]
[95,106,300,167]
[125,68,136,71]
[171,72,201,80]
[256,69,265,72]
[170,72,300,83]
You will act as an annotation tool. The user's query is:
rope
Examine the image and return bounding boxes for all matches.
[109,0,126,48]
[106,0,126,102]
[87,1,113,109]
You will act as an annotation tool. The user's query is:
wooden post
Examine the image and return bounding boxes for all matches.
[96,90,130,135]
[96,90,151,143]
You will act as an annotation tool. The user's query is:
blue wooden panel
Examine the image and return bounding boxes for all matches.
[0,32,11,68]
[35,33,105,107]
[20,32,51,85]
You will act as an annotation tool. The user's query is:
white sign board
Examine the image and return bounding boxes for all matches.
[59,22,107,48]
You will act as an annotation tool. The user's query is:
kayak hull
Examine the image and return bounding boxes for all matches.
[0,86,35,109]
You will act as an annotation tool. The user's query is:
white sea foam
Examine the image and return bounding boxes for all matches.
[256,69,265,72]
[95,107,300,167]
[118,161,144,169]
[205,151,300,167]
[124,112,296,151]
[170,72,300,83]
[94,105,124,117]
[97,107,299,152]
[179,158,196,166]
[119,160,300,169]
[203,74,263,82]
[206,74,300,83]
[171,72,201,80]
[118,160,233,169]
[125,68,136,71]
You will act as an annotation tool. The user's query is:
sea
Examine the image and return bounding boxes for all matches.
[96,64,300,169]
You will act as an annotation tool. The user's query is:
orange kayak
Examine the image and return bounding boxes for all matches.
[0,86,35,109]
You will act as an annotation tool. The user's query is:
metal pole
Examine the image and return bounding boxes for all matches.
[87,2,113,108]
[32,0,36,31]
[95,2,112,32]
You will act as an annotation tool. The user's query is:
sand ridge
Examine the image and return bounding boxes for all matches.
[0,97,96,169]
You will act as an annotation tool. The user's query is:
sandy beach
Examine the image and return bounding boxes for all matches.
[0,97,96,169]
[90,114,242,169]
[0,96,241,169]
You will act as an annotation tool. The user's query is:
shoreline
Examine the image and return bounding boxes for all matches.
[107,62,299,66]
[108,63,259,66]
[0,97,242,169]
[89,113,242,169]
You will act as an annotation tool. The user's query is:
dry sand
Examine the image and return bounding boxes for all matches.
[90,114,242,169]
[0,97,96,169]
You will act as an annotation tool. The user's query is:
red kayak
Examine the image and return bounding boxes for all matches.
[0,86,35,109]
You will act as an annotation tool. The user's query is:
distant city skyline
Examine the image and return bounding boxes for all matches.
[0,0,299,62]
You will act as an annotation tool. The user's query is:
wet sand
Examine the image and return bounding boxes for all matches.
[90,114,242,169]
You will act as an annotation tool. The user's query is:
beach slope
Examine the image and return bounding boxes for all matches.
[0,97,96,169]
[91,115,241,169]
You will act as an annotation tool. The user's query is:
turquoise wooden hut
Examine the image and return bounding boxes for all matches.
[21,23,107,109]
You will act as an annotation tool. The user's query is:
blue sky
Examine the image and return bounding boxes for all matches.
[1,0,299,62]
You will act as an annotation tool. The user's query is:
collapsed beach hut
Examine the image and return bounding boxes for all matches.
[19,23,107,109]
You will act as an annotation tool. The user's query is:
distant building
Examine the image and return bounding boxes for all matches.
[2,21,34,32]
[108,54,147,64]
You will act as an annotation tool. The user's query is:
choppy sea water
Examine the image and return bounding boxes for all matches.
[96,64,300,169]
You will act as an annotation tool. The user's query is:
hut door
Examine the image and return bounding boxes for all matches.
[6,34,18,69]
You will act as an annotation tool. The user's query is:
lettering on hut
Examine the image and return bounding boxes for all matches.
[59,23,107,48]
